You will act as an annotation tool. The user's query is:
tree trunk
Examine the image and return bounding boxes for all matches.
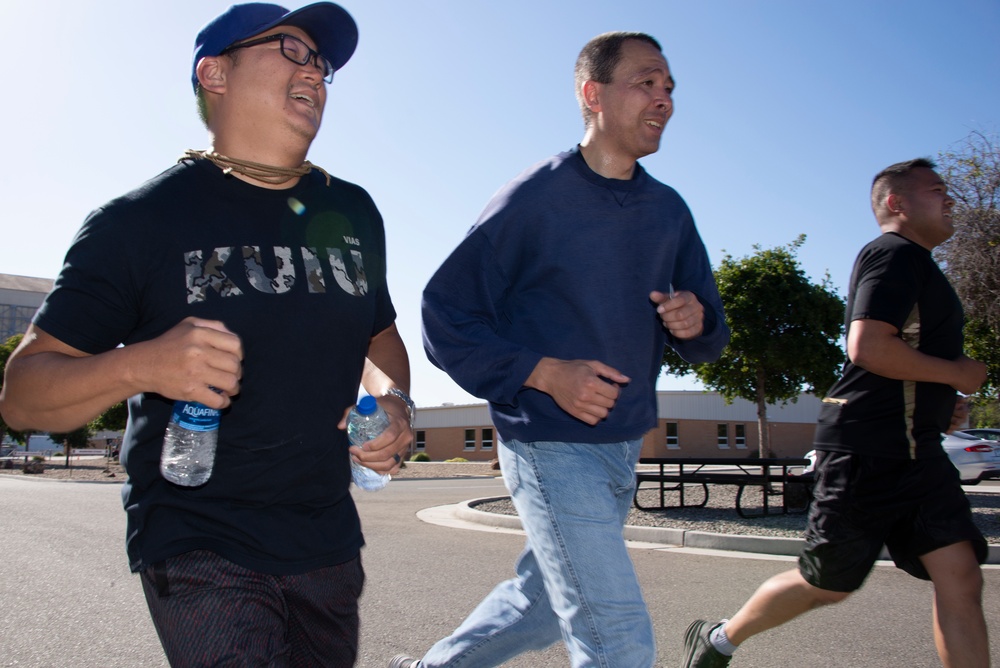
[756,368,770,458]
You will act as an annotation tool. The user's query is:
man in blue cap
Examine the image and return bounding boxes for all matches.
[0,3,413,665]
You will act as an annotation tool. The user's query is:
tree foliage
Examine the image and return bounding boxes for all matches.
[49,425,95,468]
[662,236,845,455]
[0,334,31,446]
[91,401,128,433]
[935,129,1000,403]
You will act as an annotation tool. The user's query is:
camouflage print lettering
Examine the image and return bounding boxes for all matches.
[185,247,245,304]
[243,246,295,294]
[301,247,326,293]
[185,245,369,302]
[328,247,368,296]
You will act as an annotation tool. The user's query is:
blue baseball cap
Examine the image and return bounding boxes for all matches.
[191,2,358,92]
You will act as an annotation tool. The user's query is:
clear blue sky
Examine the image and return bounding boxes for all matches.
[3,0,998,406]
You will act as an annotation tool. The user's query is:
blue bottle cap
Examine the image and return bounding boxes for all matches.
[357,395,378,415]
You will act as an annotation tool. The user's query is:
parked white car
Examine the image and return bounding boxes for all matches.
[943,431,1000,485]
[802,432,1000,485]
[959,428,1000,443]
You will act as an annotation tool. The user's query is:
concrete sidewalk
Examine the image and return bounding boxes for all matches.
[437,495,1000,565]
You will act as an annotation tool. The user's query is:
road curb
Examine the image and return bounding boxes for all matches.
[456,496,1000,564]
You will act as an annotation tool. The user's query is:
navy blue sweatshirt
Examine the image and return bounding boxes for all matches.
[422,147,729,443]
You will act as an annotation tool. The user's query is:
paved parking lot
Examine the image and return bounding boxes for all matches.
[2,475,998,666]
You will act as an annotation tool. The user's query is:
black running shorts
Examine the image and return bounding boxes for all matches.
[798,450,987,592]
[141,549,365,667]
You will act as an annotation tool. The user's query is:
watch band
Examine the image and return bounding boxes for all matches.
[383,388,416,430]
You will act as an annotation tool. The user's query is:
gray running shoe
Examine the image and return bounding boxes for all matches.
[388,656,421,668]
[680,620,731,667]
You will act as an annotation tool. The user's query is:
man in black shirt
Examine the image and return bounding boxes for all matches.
[681,158,989,668]
[0,3,413,666]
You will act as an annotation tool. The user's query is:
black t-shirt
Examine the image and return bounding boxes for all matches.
[35,159,396,573]
[814,232,963,458]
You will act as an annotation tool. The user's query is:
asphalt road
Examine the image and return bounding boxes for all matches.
[2,475,998,667]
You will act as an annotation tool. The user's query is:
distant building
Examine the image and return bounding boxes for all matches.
[412,391,821,461]
[0,277,823,462]
[0,273,53,343]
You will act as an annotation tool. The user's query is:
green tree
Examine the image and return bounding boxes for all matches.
[969,397,1000,428]
[0,334,31,448]
[935,129,1000,407]
[49,426,94,468]
[662,236,845,456]
[91,401,128,433]
[90,401,127,463]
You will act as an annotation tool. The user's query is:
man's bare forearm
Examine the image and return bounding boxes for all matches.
[0,328,143,432]
[1,319,244,432]
[363,323,410,395]
[848,319,985,394]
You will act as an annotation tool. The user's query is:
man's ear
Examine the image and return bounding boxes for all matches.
[582,80,601,114]
[886,192,904,215]
[196,56,227,94]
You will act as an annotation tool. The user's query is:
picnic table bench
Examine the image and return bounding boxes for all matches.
[634,457,814,518]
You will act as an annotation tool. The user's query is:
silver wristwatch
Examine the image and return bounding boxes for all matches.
[383,388,416,430]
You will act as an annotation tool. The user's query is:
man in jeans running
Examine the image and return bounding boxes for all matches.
[393,31,729,668]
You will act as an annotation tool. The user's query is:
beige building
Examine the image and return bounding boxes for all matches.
[2,274,823,461]
[413,391,821,462]
[0,273,53,343]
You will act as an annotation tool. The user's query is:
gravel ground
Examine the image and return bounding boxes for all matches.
[475,484,1000,544]
[6,458,999,543]
[0,456,126,481]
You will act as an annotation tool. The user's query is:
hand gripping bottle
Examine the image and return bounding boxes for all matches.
[345,395,392,491]
[160,400,220,486]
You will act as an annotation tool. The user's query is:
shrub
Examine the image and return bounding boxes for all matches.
[410,452,430,462]
[445,457,469,463]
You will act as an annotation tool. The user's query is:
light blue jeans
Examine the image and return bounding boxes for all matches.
[420,438,655,667]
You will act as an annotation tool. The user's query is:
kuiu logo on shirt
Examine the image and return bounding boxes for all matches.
[184,239,368,304]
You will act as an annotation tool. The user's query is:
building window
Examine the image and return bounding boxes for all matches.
[734,424,747,449]
[717,423,729,449]
[464,429,476,450]
[0,304,37,343]
[415,430,426,451]
[481,428,494,450]
[665,422,679,449]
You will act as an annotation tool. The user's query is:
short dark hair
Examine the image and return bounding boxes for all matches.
[575,32,662,128]
[871,157,937,212]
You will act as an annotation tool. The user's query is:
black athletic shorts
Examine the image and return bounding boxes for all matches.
[141,549,365,667]
[798,450,987,592]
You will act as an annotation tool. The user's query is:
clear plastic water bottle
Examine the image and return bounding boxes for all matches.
[160,400,220,486]
[346,395,392,491]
